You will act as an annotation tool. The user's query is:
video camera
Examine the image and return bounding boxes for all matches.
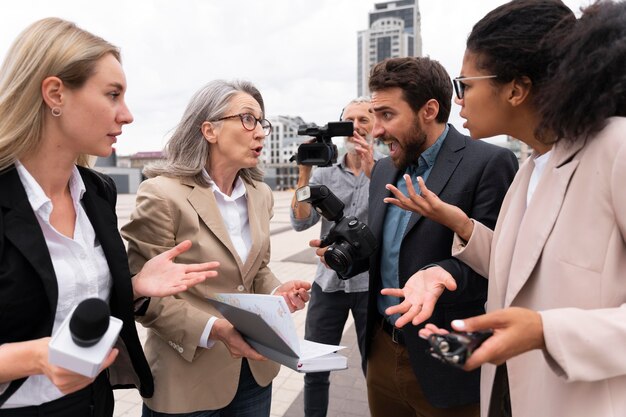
[292,121,354,167]
[296,184,377,277]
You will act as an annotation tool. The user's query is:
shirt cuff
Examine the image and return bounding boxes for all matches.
[133,297,150,316]
[199,316,218,349]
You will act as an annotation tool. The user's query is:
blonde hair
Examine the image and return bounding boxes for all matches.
[144,79,265,187]
[0,17,120,172]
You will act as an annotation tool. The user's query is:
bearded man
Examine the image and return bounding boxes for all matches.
[332,57,518,417]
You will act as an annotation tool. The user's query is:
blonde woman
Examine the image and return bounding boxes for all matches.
[0,18,219,416]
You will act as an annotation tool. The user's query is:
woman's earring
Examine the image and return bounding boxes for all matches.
[51,107,62,117]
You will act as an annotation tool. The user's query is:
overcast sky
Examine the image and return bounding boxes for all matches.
[1,0,590,155]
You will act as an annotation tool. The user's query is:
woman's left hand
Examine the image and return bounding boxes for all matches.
[132,240,220,298]
[275,280,312,312]
[419,307,546,371]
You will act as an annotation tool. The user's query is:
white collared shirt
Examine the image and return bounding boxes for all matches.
[199,171,252,348]
[3,162,112,408]
[209,175,252,264]
[527,150,553,206]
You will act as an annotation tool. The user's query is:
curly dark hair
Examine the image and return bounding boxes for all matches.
[467,0,575,105]
[537,0,626,142]
[368,57,452,123]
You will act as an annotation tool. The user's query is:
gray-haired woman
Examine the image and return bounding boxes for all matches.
[121,80,311,416]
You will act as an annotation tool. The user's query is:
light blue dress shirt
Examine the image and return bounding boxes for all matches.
[378,125,449,324]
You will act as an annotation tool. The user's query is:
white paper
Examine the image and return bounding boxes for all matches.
[213,293,300,355]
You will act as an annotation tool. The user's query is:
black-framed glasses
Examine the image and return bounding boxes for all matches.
[452,75,498,100]
[214,113,272,136]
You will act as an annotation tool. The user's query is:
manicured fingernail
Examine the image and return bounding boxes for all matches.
[418,332,428,340]
[452,320,465,329]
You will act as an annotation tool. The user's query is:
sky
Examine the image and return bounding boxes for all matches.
[0,0,590,155]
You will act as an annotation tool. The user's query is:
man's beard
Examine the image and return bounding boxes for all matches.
[384,118,427,171]
[344,133,374,155]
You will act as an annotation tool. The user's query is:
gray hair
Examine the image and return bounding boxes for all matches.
[144,79,265,187]
[340,96,371,120]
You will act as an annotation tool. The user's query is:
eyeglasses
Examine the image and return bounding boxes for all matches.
[452,75,498,100]
[214,113,272,136]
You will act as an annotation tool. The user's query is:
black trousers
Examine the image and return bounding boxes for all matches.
[0,373,113,417]
[303,282,368,417]
[488,364,512,417]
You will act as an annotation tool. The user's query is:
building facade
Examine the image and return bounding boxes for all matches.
[262,115,307,190]
[357,0,422,96]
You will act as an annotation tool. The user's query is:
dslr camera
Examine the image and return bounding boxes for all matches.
[296,184,377,277]
[293,121,354,167]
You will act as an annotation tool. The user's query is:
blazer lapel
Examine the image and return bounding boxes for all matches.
[404,128,464,237]
[185,179,244,272]
[491,158,533,309]
[504,140,585,306]
[79,171,134,311]
[0,168,57,315]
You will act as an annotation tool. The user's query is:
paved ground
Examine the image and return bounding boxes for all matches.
[112,191,370,417]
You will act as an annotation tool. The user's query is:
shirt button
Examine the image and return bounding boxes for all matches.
[237,285,245,292]
[79,253,87,260]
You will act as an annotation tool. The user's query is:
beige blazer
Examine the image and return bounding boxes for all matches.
[453,117,626,417]
[121,175,281,413]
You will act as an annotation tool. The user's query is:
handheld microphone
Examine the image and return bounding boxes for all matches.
[49,298,123,377]
[69,298,110,347]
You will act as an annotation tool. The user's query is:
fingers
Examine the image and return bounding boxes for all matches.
[225,332,266,361]
[276,281,311,312]
[416,176,431,197]
[184,270,219,282]
[380,287,404,297]
[384,298,412,316]
[293,280,312,292]
[176,273,208,289]
[185,261,221,273]
[394,303,424,328]
[244,347,267,361]
[451,313,493,333]
[283,292,306,312]
[385,183,407,200]
[411,299,436,326]
[403,174,419,198]
[442,274,458,292]
[163,240,193,259]
[47,365,95,395]
[295,288,310,303]
[418,323,449,339]
[309,239,322,248]
[99,348,119,372]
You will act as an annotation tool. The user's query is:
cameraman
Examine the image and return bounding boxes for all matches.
[290,97,381,417]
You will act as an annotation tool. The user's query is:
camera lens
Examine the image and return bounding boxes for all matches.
[324,241,353,276]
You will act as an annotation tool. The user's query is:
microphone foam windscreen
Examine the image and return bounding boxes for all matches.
[69,298,110,347]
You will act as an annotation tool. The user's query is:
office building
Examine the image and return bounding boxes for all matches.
[357,0,422,96]
[263,115,306,190]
